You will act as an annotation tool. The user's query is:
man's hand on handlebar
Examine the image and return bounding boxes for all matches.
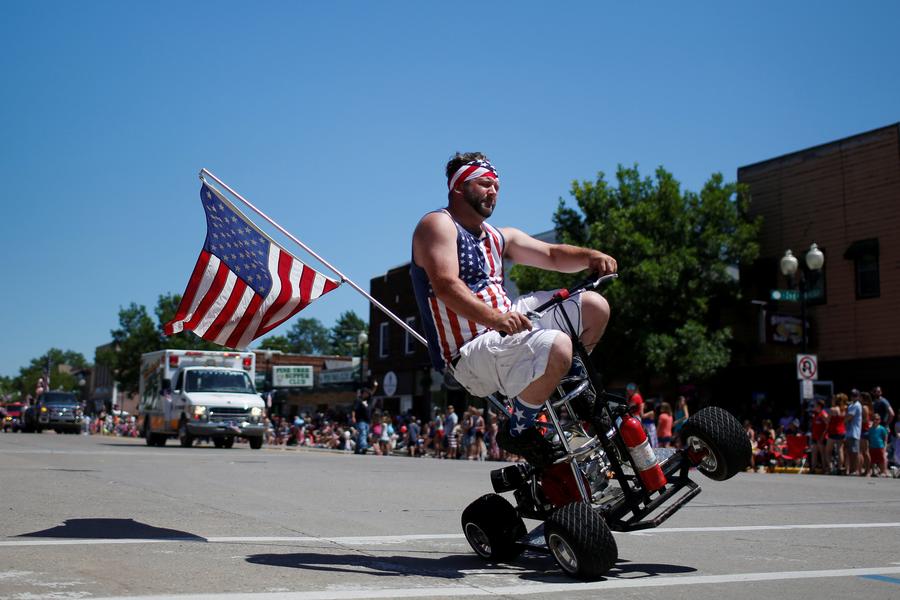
[492,311,533,336]
[587,251,617,275]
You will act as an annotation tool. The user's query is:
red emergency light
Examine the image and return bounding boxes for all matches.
[169,355,179,368]
[242,356,252,370]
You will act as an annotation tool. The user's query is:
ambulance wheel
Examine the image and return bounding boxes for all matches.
[213,437,225,448]
[178,419,193,448]
[223,437,235,449]
[461,493,526,561]
[143,420,154,446]
[249,437,263,450]
[544,502,617,581]
[680,406,751,481]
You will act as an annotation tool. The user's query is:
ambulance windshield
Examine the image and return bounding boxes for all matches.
[184,370,255,394]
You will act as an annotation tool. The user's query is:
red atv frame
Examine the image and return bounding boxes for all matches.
[460,273,751,580]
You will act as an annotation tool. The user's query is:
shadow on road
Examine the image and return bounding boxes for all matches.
[246,551,696,582]
[247,551,488,579]
[18,518,206,540]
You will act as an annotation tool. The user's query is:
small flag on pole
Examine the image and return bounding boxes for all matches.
[164,183,341,349]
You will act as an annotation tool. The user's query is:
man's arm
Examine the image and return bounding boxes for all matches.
[500,227,617,274]
[413,213,531,334]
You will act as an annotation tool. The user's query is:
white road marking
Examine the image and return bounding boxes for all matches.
[2,522,900,547]
[628,521,900,534]
[68,566,900,600]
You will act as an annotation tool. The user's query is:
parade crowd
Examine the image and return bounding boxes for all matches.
[746,386,897,477]
[6,380,898,478]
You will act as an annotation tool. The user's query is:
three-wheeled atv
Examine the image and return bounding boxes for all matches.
[459,273,752,581]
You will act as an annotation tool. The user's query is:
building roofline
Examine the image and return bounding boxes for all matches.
[737,122,900,177]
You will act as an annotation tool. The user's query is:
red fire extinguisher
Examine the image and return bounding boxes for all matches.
[620,415,667,492]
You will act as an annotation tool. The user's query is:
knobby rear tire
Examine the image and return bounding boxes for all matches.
[680,406,750,480]
[461,493,526,562]
[544,502,618,581]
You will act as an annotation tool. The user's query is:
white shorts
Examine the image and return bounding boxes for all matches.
[451,290,585,399]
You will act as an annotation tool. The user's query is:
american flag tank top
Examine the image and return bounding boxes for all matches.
[411,210,512,371]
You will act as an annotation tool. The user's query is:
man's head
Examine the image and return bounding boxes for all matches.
[851,389,861,402]
[872,386,882,398]
[445,151,500,218]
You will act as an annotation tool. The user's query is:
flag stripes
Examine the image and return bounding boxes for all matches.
[164,184,340,349]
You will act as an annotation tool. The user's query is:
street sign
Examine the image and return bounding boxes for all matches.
[319,369,356,385]
[770,289,799,301]
[796,354,818,381]
[383,371,398,396]
[804,288,824,301]
[802,379,814,400]
[770,288,823,302]
[272,365,314,388]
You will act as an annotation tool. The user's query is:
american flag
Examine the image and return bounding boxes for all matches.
[164,183,341,349]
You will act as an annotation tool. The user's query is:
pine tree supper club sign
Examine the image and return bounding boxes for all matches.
[272,365,314,388]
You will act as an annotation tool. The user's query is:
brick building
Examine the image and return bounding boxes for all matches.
[367,264,474,420]
[252,350,357,417]
[729,123,900,416]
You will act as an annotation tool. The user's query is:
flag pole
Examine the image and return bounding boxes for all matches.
[198,168,429,348]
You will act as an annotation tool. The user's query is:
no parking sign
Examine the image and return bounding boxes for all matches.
[796,354,818,380]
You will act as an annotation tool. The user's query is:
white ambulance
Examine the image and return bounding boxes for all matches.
[139,349,265,449]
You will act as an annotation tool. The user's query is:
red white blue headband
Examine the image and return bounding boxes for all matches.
[448,159,499,191]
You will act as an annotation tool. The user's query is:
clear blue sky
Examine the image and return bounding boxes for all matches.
[2,1,898,377]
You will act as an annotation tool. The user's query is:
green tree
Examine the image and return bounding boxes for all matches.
[511,165,761,384]
[0,375,15,400]
[287,317,332,354]
[100,303,160,394]
[13,349,89,397]
[257,335,294,353]
[329,311,367,356]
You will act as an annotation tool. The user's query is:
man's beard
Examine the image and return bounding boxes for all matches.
[463,187,494,218]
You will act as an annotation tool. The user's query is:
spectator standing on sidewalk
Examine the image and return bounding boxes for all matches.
[626,383,643,418]
[866,413,889,477]
[378,414,394,456]
[892,419,900,469]
[352,388,372,455]
[825,394,847,474]
[673,395,690,441]
[443,405,458,458]
[844,389,863,475]
[809,399,830,473]
[406,419,420,457]
[859,392,874,476]
[657,402,673,448]
[871,386,894,441]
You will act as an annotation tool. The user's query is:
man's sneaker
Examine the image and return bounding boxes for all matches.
[497,427,563,468]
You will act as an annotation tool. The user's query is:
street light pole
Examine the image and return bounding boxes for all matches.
[357,331,368,391]
[780,243,825,353]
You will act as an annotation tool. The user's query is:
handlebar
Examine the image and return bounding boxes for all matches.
[530,272,618,315]
[498,272,618,336]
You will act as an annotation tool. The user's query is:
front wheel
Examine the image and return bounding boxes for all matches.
[249,437,263,450]
[680,406,750,481]
[461,494,526,562]
[178,420,193,448]
[544,502,618,581]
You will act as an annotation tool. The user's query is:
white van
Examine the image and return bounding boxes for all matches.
[139,349,265,449]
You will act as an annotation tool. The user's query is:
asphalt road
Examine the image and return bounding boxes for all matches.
[1,432,899,600]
